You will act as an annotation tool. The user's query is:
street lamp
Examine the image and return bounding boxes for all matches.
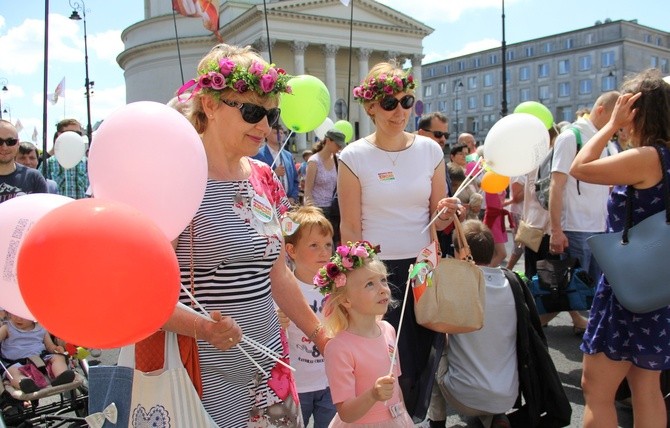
[3,105,11,122]
[69,0,93,144]
[454,80,463,136]
[0,78,8,120]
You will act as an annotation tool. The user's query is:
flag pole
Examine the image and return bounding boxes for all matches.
[42,0,50,174]
[171,8,185,85]
[262,0,272,63]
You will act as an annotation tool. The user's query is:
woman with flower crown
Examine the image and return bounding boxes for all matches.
[163,44,328,427]
[337,61,460,421]
[315,241,414,427]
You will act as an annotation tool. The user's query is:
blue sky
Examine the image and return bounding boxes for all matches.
[0,0,667,145]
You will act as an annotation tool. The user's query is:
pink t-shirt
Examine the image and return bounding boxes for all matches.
[324,321,403,423]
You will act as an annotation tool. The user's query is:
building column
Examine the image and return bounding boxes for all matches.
[291,41,309,151]
[323,44,339,121]
[412,54,424,130]
[357,48,372,137]
[257,37,276,63]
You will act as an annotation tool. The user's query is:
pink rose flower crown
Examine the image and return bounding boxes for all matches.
[313,241,381,296]
[352,69,416,103]
[177,57,293,101]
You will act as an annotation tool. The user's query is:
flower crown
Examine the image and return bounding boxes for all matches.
[352,70,416,103]
[313,241,381,296]
[177,57,293,100]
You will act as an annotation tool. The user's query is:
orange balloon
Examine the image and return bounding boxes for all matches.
[17,198,180,349]
[480,171,510,193]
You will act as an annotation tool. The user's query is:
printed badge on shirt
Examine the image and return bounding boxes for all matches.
[377,171,395,182]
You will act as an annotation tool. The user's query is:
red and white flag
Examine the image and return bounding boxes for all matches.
[14,119,24,133]
[31,127,38,143]
[48,77,66,105]
[172,0,222,41]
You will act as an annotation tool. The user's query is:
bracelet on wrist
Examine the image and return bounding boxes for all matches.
[308,323,323,342]
[193,317,199,341]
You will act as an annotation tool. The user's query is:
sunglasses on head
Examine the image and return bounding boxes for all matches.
[379,95,415,111]
[222,99,280,126]
[0,137,19,147]
[422,129,450,139]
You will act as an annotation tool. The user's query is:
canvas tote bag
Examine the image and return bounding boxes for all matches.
[414,216,485,333]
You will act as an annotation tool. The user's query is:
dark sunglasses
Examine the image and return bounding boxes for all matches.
[0,137,19,147]
[422,129,450,139]
[222,99,280,126]
[379,95,415,111]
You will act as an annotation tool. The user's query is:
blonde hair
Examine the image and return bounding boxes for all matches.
[361,61,415,123]
[323,259,389,336]
[284,206,334,247]
[187,44,278,134]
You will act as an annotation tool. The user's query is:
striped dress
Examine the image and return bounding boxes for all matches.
[175,159,301,427]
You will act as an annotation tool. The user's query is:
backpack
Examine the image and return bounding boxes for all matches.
[535,127,582,210]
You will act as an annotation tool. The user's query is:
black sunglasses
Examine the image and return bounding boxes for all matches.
[0,137,19,147]
[222,99,280,126]
[379,95,415,111]
[421,129,450,139]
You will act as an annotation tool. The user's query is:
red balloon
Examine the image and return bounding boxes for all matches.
[17,198,180,349]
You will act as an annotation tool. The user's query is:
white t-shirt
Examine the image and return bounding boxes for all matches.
[286,277,329,393]
[339,135,444,259]
[551,118,609,232]
[444,266,518,413]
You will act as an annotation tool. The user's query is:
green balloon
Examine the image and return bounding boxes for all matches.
[333,120,354,143]
[513,101,553,129]
[280,75,331,133]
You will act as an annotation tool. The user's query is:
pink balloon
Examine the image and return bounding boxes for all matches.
[0,194,74,320]
[89,102,207,240]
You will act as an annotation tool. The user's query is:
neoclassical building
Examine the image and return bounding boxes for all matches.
[118,0,432,150]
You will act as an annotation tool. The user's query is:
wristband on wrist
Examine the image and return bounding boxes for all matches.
[308,323,323,341]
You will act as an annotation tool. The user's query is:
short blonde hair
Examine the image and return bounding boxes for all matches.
[284,206,334,247]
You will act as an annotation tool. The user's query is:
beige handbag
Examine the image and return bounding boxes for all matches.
[514,220,544,253]
[413,217,485,334]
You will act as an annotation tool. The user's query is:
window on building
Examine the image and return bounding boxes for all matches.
[644,34,652,43]
[520,88,531,102]
[446,64,452,73]
[425,103,432,113]
[651,56,659,68]
[558,59,570,75]
[558,82,571,97]
[579,79,592,95]
[507,50,515,61]
[468,96,477,110]
[506,90,513,106]
[657,37,663,47]
[453,98,462,112]
[602,51,615,67]
[473,57,481,68]
[489,54,498,65]
[661,59,669,74]
[458,61,465,71]
[557,106,573,122]
[602,75,617,91]
[579,55,592,71]
[544,42,552,53]
[483,73,493,87]
[565,38,574,49]
[539,85,550,100]
[538,63,549,78]
[424,85,432,97]
[519,66,530,81]
[525,46,534,57]
[439,82,448,94]
[483,93,494,107]
[467,76,477,90]
[439,100,448,112]
[586,33,594,44]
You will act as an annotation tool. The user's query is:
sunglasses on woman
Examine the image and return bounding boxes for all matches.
[379,95,415,111]
[0,137,19,147]
[222,99,281,126]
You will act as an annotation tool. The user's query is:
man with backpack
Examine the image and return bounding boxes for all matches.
[545,91,619,332]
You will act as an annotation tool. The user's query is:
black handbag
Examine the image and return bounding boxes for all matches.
[588,144,670,313]
[530,257,595,314]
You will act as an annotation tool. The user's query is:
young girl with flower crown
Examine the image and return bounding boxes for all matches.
[315,241,413,427]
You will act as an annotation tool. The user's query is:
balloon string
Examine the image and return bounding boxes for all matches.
[270,130,295,170]
[422,158,484,234]
[386,264,413,404]
[0,360,13,380]
[179,284,295,373]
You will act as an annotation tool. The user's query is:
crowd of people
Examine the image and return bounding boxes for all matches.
[2,41,670,428]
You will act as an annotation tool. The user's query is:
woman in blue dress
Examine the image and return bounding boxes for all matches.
[571,69,670,428]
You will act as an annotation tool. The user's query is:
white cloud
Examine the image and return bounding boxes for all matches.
[89,30,124,64]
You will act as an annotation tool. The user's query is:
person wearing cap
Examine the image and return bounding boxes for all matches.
[253,123,300,204]
[304,128,345,244]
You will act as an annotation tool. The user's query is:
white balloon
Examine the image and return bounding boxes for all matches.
[54,131,86,169]
[664,75,670,85]
[483,113,550,177]
[0,194,74,320]
[314,117,334,140]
